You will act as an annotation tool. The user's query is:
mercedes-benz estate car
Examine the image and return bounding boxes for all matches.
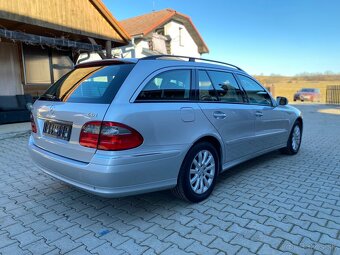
[28,55,303,202]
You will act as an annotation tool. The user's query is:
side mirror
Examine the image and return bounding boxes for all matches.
[276,96,288,106]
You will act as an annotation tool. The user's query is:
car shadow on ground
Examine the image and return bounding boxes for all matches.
[217,150,281,182]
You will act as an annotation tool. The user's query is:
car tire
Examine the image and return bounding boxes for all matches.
[172,142,219,202]
[280,121,302,155]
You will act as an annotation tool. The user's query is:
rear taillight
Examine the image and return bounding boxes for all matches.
[79,121,101,148]
[30,113,37,133]
[79,121,143,151]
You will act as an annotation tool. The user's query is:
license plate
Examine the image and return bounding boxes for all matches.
[43,120,72,141]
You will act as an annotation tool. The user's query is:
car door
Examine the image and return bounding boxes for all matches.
[197,70,257,163]
[236,74,290,150]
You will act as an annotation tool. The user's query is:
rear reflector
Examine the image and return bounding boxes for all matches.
[79,121,143,151]
[30,113,37,133]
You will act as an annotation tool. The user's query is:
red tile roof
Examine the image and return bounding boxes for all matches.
[120,9,209,54]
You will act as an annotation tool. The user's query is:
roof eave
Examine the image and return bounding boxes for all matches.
[178,14,209,54]
[90,0,131,45]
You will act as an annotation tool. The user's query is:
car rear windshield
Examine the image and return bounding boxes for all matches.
[301,88,316,92]
[39,64,135,104]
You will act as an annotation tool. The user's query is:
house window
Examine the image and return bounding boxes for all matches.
[23,45,73,85]
[179,27,183,46]
[23,46,51,84]
[156,28,164,36]
[51,51,74,81]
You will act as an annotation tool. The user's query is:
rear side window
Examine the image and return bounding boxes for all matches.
[237,75,272,106]
[136,69,191,101]
[39,64,134,104]
[207,71,244,103]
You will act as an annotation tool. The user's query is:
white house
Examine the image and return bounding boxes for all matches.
[118,9,209,58]
[77,9,209,63]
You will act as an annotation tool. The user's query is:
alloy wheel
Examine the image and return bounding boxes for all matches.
[292,125,301,151]
[189,150,216,194]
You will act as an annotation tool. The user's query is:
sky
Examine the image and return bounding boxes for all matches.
[103,0,340,76]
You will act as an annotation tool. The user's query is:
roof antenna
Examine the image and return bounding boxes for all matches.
[152,0,155,12]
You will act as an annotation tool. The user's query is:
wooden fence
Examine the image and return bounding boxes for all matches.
[326,85,340,104]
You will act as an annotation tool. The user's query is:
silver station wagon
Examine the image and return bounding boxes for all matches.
[29,55,303,202]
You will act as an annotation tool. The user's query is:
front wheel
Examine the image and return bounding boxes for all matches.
[172,142,219,202]
[280,122,302,155]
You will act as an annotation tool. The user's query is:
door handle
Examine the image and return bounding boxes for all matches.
[255,111,263,117]
[213,111,227,119]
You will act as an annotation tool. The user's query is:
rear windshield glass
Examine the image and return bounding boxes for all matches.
[301,88,316,92]
[39,64,134,104]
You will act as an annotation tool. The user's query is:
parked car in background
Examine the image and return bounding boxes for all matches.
[28,55,303,202]
[294,88,321,102]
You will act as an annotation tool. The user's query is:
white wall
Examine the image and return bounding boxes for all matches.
[77,52,102,64]
[134,40,150,58]
[164,21,200,58]
[118,40,150,58]
[78,39,150,63]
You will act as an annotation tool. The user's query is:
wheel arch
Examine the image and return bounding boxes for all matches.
[172,134,223,202]
[190,135,223,174]
[295,116,303,132]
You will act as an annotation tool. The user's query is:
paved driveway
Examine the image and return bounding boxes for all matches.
[0,104,339,255]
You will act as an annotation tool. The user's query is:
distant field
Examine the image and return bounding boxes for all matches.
[254,75,340,103]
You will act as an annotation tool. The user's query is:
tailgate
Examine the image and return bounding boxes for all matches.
[32,101,109,162]
[30,62,135,162]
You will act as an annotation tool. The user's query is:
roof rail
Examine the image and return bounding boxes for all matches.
[140,54,243,71]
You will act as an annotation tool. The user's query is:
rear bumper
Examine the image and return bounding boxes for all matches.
[28,136,184,197]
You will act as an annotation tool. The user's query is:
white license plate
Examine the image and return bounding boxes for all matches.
[43,120,72,141]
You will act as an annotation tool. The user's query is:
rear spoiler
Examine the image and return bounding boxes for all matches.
[75,59,137,68]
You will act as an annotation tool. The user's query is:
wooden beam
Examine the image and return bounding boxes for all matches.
[0,28,102,51]
[105,40,112,59]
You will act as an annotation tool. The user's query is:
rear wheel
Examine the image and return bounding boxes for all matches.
[172,142,219,202]
[280,121,302,155]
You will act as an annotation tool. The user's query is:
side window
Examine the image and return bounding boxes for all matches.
[207,71,244,103]
[198,70,218,101]
[237,75,272,106]
[136,69,191,101]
